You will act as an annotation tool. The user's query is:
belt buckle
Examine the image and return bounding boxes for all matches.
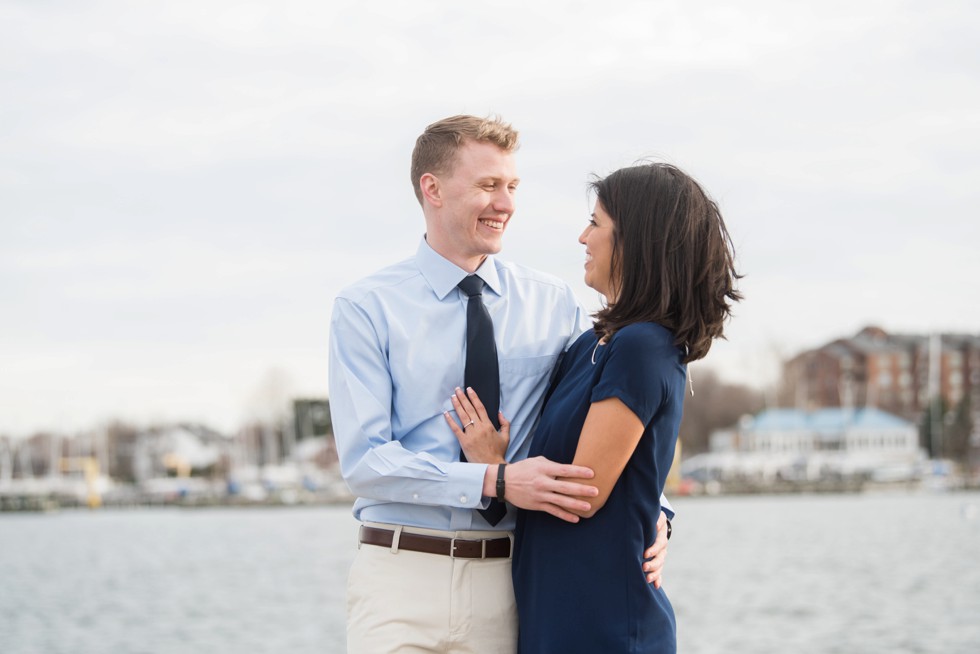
[449,537,487,559]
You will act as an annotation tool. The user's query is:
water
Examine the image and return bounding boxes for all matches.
[667,492,980,653]
[1,492,979,653]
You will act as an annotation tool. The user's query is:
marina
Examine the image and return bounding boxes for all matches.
[2,491,979,653]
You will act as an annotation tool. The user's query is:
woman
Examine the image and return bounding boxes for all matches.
[448,162,741,652]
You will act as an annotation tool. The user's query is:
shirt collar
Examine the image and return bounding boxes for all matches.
[415,236,502,300]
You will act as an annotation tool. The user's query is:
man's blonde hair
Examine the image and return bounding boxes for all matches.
[410,114,520,205]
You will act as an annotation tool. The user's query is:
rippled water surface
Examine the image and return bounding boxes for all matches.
[667,491,980,653]
[2,491,979,653]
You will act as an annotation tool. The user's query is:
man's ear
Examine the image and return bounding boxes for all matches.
[419,173,442,208]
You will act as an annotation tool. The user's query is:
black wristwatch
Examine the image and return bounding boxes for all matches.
[496,463,507,501]
[665,518,672,540]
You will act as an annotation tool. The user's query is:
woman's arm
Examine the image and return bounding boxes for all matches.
[558,396,645,518]
[559,395,672,588]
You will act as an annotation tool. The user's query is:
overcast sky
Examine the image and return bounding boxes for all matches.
[2,0,978,436]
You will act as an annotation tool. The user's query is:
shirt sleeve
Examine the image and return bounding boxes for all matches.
[328,297,488,509]
[564,288,592,351]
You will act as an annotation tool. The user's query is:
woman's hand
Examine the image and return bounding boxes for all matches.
[444,386,510,464]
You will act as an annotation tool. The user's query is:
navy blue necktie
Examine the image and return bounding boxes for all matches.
[458,275,506,526]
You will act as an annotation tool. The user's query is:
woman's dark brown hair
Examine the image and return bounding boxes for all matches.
[590,162,742,363]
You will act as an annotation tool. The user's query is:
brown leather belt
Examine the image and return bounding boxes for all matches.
[359,526,512,559]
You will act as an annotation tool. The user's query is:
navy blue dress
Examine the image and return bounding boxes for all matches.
[513,322,685,653]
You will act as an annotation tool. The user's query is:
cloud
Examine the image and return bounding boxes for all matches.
[2,0,978,434]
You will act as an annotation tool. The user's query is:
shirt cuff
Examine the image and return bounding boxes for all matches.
[447,461,490,508]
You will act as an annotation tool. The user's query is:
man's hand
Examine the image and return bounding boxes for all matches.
[642,510,670,588]
[493,456,598,523]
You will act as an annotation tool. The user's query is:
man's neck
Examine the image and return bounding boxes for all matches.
[424,235,488,273]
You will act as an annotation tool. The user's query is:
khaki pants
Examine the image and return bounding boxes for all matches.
[346,523,518,654]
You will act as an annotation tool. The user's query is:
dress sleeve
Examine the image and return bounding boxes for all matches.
[590,325,681,426]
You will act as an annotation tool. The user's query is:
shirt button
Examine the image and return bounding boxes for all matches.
[460,495,468,503]
[412,493,419,501]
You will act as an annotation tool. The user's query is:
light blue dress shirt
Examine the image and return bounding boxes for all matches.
[329,237,672,532]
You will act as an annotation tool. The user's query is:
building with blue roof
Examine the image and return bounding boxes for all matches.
[719,407,918,455]
[782,326,980,450]
[697,407,923,484]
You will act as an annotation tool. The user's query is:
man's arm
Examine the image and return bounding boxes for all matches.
[329,297,596,518]
[481,459,597,523]
[329,297,488,507]
[644,510,670,588]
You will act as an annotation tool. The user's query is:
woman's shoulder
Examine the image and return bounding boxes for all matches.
[603,323,684,375]
[610,321,677,349]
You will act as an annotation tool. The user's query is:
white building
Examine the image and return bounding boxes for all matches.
[688,408,925,484]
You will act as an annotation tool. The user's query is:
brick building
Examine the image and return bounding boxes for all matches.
[783,326,980,445]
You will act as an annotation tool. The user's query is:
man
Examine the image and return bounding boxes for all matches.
[329,115,670,653]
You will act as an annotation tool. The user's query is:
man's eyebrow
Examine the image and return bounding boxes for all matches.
[476,176,521,184]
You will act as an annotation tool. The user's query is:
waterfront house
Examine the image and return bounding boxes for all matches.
[687,407,924,486]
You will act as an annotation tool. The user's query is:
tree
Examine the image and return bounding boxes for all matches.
[919,396,973,463]
[105,421,141,482]
[677,368,765,455]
